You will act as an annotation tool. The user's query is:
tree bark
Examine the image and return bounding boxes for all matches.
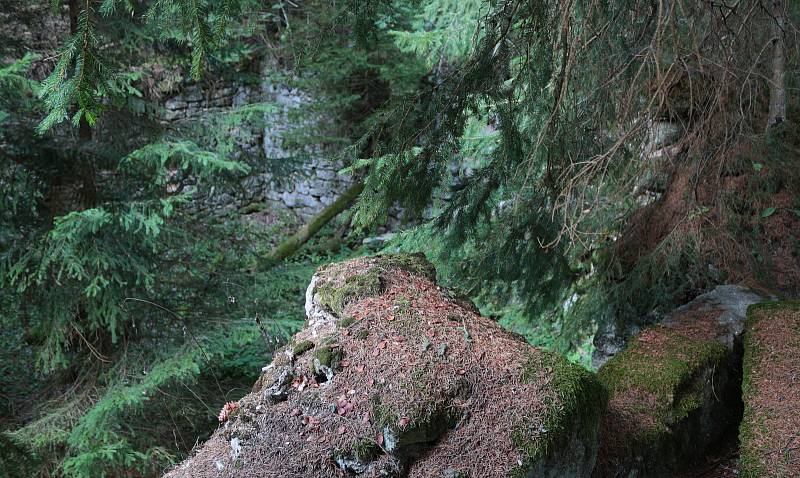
[767,0,787,129]
[263,181,364,264]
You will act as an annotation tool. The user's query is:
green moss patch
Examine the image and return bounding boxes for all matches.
[315,268,382,316]
[372,395,461,453]
[598,325,727,439]
[509,351,606,477]
[372,253,436,280]
[333,437,382,469]
[292,340,315,356]
[310,345,343,374]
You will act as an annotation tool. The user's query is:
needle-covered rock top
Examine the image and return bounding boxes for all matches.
[739,301,800,478]
[164,253,606,478]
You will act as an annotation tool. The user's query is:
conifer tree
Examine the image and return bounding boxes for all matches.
[0,1,300,476]
[348,0,799,343]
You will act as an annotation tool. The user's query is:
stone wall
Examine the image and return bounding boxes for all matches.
[161,65,356,221]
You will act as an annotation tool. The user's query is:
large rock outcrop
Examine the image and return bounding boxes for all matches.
[164,254,606,478]
[593,285,763,477]
[739,301,800,477]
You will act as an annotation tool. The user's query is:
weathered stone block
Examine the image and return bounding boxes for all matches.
[316,168,337,181]
[183,87,203,102]
[279,191,300,208]
[594,286,762,477]
[298,193,321,208]
[593,285,763,367]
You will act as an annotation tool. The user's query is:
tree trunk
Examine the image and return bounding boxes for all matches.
[263,181,364,264]
[767,0,787,129]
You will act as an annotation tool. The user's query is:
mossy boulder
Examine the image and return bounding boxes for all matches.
[510,351,607,478]
[739,301,800,478]
[163,254,605,478]
[309,344,344,379]
[594,287,761,477]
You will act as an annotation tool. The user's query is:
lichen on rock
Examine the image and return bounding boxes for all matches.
[162,253,606,478]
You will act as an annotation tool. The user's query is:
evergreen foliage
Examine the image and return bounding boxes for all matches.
[36,0,255,133]
[0,1,324,476]
[1,0,798,475]
[349,0,800,341]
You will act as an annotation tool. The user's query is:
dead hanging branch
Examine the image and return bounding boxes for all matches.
[515,0,798,248]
